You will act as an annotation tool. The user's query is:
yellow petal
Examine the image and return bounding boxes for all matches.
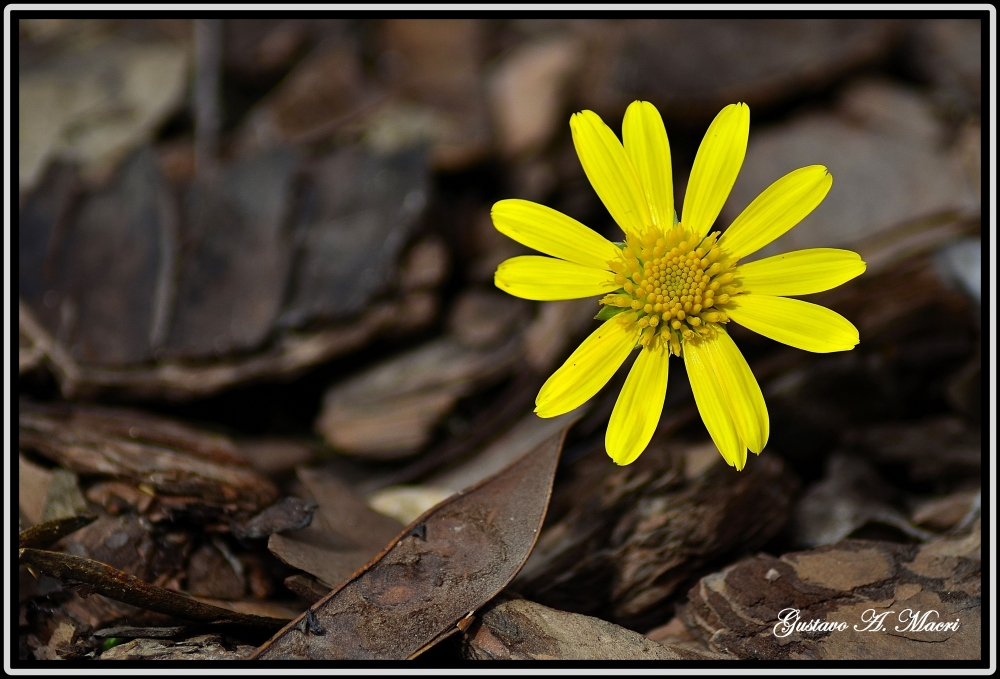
[702,329,769,454]
[570,110,652,239]
[734,248,866,296]
[717,165,833,260]
[606,344,670,465]
[491,199,621,270]
[683,339,747,470]
[682,103,750,239]
[727,294,860,353]
[622,101,673,231]
[495,256,618,301]
[536,318,636,418]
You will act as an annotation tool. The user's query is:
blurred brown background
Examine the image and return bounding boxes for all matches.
[17,16,982,661]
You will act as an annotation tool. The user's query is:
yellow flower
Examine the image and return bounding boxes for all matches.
[492,101,865,469]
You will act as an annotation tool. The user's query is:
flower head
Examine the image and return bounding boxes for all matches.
[493,102,865,469]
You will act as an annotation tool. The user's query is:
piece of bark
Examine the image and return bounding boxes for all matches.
[316,334,523,459]
[223,19,346,83]
[645,615,722,657]
[488,35,582,158]
[19,38,190,192]
[236,43,375,150]
[94,625,186,639]
[20,292,434,401]
[681,528,981,660]
[165,148,298,358]
[20,149,170,366]
[911,489,980,533]
[581,19,901,120]
[235,439,315,476]
[427,409,583,494]
[445,289,531,350]
[721,88,978,264]
[399,236,449,292]
[514,441,799,630]
[792,453,935,548]
[186,543,246,600]
[462,597,729,660]
[297,466,404,550]
[17,161,79,327]
[910,19,981,115]
[252,425,569,660]
[935,237,982,306]
[57,514,166,582]
[20,548,289,632]
[845,417,981,486]
[365,368,546,491]
[30,621,77,661]
[24,401,249,464]
[278,144,430,328]
[99,634,256,660]
[19,400,279,520]
[233,497,317,541]
[522,298,599,373]
[375,19,491,169]
[40,468,89,523]
[18,142,432,400]
[283,574,330,604]
[86,481,154,515]
[18,453,54,526]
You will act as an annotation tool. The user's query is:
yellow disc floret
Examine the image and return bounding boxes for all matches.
[599,223,743,355]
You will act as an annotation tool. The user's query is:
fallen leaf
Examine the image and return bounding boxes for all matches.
[233,497,317,541]
[297,467,403,550]
[267,532,373,590]
[251,424,570,659]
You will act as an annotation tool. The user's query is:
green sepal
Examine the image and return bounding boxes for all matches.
[595,305,628,321]
[612,241,626,250]
[102,638,124,652]
[673,209,679,227]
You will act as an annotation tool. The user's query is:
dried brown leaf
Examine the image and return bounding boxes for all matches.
[251,424,569,660]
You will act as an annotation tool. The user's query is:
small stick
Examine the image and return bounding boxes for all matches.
[19,548,287,631]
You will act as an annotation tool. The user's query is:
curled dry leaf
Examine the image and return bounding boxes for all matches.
[266,467,406,591]
[233,497,318,541]
[251,424,570,660]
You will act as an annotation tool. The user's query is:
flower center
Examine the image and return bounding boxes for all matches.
[601,223,743,355]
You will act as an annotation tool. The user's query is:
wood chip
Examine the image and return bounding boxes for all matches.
[682,528,981,660]
[514,442,799,630]
[463,597,729,660]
